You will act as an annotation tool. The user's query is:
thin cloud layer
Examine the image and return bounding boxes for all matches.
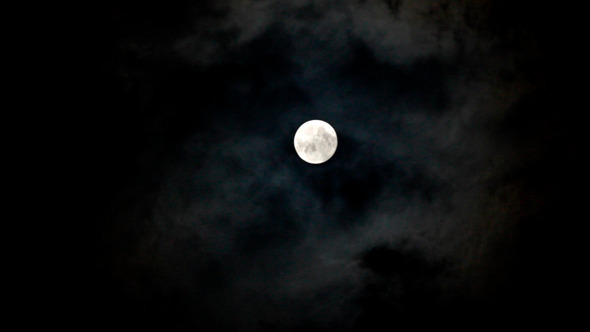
[80,0,577,330]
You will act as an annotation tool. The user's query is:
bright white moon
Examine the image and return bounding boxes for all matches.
[294,120,338,164]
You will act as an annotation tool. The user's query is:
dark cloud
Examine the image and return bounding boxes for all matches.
[72,0,581,330]
[353,243,446,329]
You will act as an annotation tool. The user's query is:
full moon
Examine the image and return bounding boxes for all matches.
[294,120,338,164]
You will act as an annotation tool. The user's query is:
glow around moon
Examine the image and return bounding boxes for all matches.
[294,120,338,164]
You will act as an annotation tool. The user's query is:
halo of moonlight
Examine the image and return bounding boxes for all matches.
[294,120,338,164]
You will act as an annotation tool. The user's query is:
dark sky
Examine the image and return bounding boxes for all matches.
[73,0,583,330]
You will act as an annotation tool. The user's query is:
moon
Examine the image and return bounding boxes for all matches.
[294,120,338,164]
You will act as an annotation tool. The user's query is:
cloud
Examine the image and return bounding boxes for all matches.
[85,0,568,329]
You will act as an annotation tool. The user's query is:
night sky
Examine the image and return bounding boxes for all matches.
[73,0,583,330]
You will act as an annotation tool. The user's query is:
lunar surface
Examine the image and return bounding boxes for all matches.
[294,120,338,164]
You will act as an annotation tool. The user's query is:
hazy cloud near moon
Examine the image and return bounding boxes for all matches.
[86,0,580,330]
[175,0,480,67]
[166,0,529,255]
